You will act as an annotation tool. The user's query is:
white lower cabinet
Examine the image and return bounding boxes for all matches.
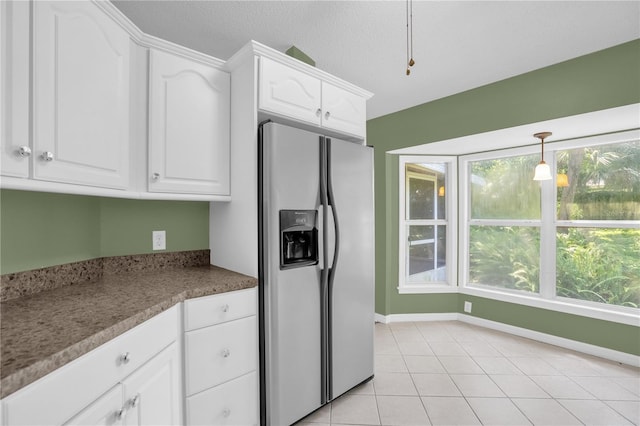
[1,289,258,426]
[183,288,258,425]
[1,306,180,426]
[186,372,257,426]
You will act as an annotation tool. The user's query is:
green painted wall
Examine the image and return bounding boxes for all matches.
[367,39,640,354]
[0,190,209,274]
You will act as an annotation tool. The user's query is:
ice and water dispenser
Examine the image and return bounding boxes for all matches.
[279,210,318,269]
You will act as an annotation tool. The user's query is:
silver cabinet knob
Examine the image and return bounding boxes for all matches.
[324,111,331,120]
[41,151,54,161]
[152,173,160,180]
[120,352,131,364]
[316,108,322,117]
[129,394,140,408]
[18,146,32,157]
[116,408,126,421]
[221,348,231,358]
[221,304,230,313]
[222,408,231,418]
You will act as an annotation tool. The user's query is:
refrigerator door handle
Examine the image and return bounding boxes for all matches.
[327,140,340,281]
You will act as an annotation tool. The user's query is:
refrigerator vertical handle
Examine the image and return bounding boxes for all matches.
[319,137,329,404]
[327,139,340,282]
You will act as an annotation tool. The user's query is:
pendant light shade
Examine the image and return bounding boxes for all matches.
[533,162,552,181]
[533,132,552,181]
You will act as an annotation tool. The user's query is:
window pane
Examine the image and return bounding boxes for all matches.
[469,226,540,293]
[407,225,446,282]
[406,163,446,220]
[470,155,541,220]
[557,227,640,308]
[557,141,640,220]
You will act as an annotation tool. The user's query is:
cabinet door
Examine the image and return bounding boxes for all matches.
[259,57,321,126]
[122,342,182,426]
[64,385,124,426]
[148,49,230,195]
[32,1,130,189]
[186,372,257,426]
[1,0,30,178]
[321,82,366,138]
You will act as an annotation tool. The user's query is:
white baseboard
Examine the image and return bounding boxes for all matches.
[374,312,458,324]
[374,312,640,367]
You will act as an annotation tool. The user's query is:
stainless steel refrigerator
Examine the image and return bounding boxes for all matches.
[258,122,374,426]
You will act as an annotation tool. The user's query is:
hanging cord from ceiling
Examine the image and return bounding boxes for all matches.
[406,0,415,75]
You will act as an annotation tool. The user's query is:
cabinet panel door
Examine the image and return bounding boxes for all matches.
[321,82,366,138]
[122,342,181,426]
[184,316,257,396]
[64,385,124,426]
[186,372,257,426]
[1,0,30,178]
[259,57,321,126]
[32,1,130,189]
[148,49,230,195]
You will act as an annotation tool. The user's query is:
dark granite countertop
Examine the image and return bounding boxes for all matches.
[0,263,257,399]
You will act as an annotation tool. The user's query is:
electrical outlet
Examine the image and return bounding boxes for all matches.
[152,230,166,251]
[464,301,472,313]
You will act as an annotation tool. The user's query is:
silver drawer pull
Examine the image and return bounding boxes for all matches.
[324,111,331,120]
[222,407,231,418]
[41,151,54,161]
[120,352,131,364]
[221,303,230,313]
[315,108,322,117]
[221,348,231,358]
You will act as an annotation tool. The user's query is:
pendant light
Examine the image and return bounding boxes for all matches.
[533,131,553,181]
[405,0,415,75]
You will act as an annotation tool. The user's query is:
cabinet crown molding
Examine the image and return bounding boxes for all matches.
[225,40,374,100]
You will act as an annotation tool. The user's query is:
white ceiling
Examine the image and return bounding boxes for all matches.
[112,0,640,120]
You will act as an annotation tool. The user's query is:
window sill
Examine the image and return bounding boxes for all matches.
[398,285,457,294]
[460,286,639,326]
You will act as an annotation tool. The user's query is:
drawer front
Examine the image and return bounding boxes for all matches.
[2,306,179,426]
[184,316,257,396]
[184,287,256,331]
[186,372,257,426]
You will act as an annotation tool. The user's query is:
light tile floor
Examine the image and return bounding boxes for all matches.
[296,321,640,426]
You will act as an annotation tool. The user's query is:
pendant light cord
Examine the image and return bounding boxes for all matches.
[405,0,415,75]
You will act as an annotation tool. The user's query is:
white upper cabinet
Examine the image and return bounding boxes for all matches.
[320,81,366,137]
[148,49,230,195]
[258,56,367,138]
[1,1,31,178]
[259,57,322,127]
[32,1,130,189]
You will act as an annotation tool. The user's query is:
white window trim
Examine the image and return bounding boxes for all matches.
[398,155,457,294]
[458,130,640,324]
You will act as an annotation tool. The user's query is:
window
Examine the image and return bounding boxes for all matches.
[399,156,456,292]
[467,153,541,294]
[555,141,640,308]
[461,136,640,311]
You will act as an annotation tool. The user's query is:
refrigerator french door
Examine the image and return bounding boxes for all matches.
[258,122,374,426]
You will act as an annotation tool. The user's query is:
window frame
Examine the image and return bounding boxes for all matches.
[398,155,457,294]
[459,131,640,321]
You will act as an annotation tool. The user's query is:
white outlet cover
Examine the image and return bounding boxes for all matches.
[464,301,472,313]
[152,230,166,250]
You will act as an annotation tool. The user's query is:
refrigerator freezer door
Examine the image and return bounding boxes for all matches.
[261,123,323,425]
[328,139,375,399]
